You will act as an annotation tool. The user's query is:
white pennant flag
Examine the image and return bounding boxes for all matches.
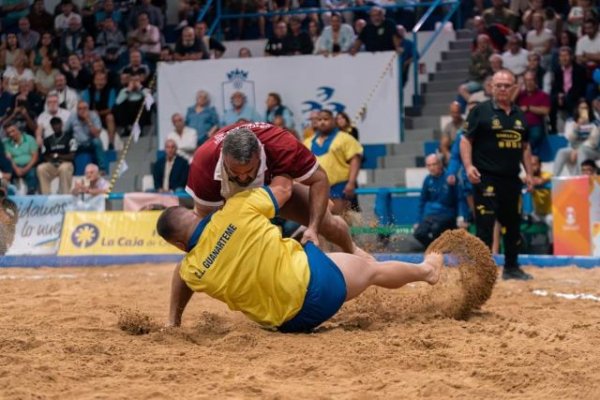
[117,160,129,177]
[144,91,155,111]
[131,122,141,143]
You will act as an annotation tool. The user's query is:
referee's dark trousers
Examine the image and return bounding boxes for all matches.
[473,173,522,270]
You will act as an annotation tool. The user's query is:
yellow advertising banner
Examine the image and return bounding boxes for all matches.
[58,211,182,255]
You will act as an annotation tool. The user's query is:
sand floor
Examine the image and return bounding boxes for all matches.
[1,263,600,400]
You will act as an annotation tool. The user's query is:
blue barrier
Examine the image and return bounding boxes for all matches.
[362,144,387,170]
[423,140,439,156]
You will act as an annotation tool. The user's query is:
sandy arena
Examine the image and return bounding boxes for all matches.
[1,235,600,399]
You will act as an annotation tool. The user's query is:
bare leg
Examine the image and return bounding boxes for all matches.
[327,252,443,301]
[492,220,501,254]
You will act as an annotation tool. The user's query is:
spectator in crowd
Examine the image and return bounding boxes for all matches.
[81,72,117,149]
[525,52,551,94]
[414,154,467,248]
[34,55,60,97]
[238,47,252,58]
[307,19,321,48]
[0,83,15,119]
[350,6,399,55]
[0,0,29,32]
[1,33,24,70]
[501,33,529,78]
[90,58,119,91]
[66,100,107,174]
[303,110,320,140]
[396,25,415,88]
[222,91,261,125]
[128,0,164,31]
[17,17,40,52]
[59,16,86,57]
[265,92,294,131]
[576,17,600,77]
[114,71,151,132]
[1,82,41,137]
[152,138,189,192]
[185,90,219,145]
[482,0,519,32]
[96,18,126,69]
[53,73,79,113]
[524,154,553,249]
[2,122,39,195]
[335,111,359,140]
[287,16,314,55]
[554,100,600,176]
[36,117,77,194]
[95,0,123,28]
[458,34,493,109]
[30,32,58,70]
[28,0,54,34]
[526,12,554,69]
[520,0,547,33]
[439,102,464,165]
[551,30,578,72]
[581,158,599,175]
[128,12,161,61]
[174,26,209,61]
[471,15,508,53]
[3,52,34,96]
[265,20,293,56]
[71,163,109,195]
[159,46,175,62]
[550,46,587,133]
[35,92,71,146]
[54,0,82,34]
[78,35,103,70]
[62,53,92,92]
[194,21,226,59]
[166,113,197,163]
[515,70,551,155]
[121,49,150,84]
[315,12,354,55]
[304,109,363,215]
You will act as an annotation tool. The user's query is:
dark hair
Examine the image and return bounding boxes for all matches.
[584,17,598,26]
[156,206,186,242]
[336,111,351,126]
[2,121,17,131]
[268,92,281,106]
[573,99,591,121]
[581,159,598,172]
[319,109,334,117]
[50,116,63,125]
[222,127,260,163]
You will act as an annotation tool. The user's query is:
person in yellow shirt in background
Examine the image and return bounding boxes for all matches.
[523,155,553,251]
[304,110,363,215]
[157,177,443,333]
[302,110,320,140]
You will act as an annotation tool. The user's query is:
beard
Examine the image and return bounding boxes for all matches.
[230,176,254,187]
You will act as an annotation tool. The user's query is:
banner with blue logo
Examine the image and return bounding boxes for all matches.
[157,52,400,148]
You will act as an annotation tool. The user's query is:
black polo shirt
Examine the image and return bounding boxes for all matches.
[358,19,397,52]
[464,100,529,178]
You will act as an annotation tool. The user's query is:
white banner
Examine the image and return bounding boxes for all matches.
[5,195,105,255]
[157,52,400,148]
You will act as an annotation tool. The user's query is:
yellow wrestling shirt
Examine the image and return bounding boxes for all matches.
[179,187,310,327]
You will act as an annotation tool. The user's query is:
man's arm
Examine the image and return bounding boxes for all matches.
[298,166,329,237]
[522,141,533,191]
[460,135,480,184]
[343,154,361,198]
[167,263,194,327]
[268,174,293,209]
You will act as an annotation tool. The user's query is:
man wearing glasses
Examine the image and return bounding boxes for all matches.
[460,69,534,281]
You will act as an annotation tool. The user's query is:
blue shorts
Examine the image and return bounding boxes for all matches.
[330,181,348,199]
[278,242,347,333]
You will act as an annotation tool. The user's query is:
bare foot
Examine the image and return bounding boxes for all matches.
[423,252,443,285]
[353,245,376,262]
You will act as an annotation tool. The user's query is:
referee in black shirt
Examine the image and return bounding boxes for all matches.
[460,69,534,281]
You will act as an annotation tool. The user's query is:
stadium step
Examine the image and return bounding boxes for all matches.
[421,91,460,106]
[371,167,407,186]
[378,154,419,169]
[405,115,442,130]
[449,39,471,50]
[441,50,472,60]
[422,80,462,92]
[456,29,473,40]
[436,59,471,71]
[384,141,424,155]
[429,70,469,82]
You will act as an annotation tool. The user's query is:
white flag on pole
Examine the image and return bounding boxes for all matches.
[131,122,141,143]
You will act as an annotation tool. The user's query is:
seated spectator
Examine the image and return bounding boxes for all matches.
[550,47,587,133]
[54,0,82,35]
[576,17,600,79]
[315,12,354,55]
[194,21,226,59]
[2,122,39,194]
[30,32,59,70]
[152,139,189,192]
[221,91,261,125]
[29,0,54,34]
[525,52,551,94]
[265,20,293,56]
[2,53,34,95]
[128,0,164,31]
[413,154,467,248]
[61,54,92,92]
[471,15,508,53]
[526,12,554,69]
[1,81,42,137]
[265,92,294,131]
[521,0,547,34]
[17,17,40,53]
[185,90,219,145]
[307,19,321,48]
[166,113,197,163]
[53,73,79,113]
[66,100,107,174]
[439,102,464,165]
[350,7,398,55]
[90,59,120,90]
[302,110,319,140]
[482,0,519,32]
[59,16,86,58]
[174,26,208,61]
[95,0,123,28]
[128,12,161,62]
[502,33,529,78]
[96,18,126,69]
[515,70,551,155]
[238,47,252,58]
[159,46,175,62]
[0,84,15,119]
[335,111,359,140]
[524,154,553,248]
[551,30,578,72]
[121,49,150,84]
[554,100,599,176]
[78,35,102,70]
[1,33,25,70]
[35,93,71,147]
[581,158,599,175]
[35,55,61,97]
[36,117,77,194]
[81,72,117,149]
[458,34,494,109]
[287,17,313,55]
[71,163,109,196]
[113,71,152,133]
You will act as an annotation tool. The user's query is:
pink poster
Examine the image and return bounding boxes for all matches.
[123,193,180,212]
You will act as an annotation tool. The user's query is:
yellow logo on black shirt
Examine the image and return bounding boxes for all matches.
[492,118,502,129]
[515,119,522,128]
[483,186,495,198]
